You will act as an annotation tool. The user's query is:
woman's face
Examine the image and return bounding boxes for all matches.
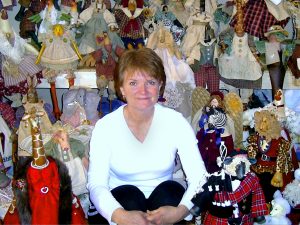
[120,70,161,111]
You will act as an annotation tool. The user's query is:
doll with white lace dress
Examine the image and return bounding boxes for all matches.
[0,9,43,95]
[147,25,196,119]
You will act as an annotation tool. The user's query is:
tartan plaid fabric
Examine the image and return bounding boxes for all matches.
[194,64,220,92]
[230,0,289,39]
[115,9,145,39]
[0,102,15,129]
[203,172,268,225]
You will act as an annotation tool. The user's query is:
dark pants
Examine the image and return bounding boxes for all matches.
[88,180,185,224]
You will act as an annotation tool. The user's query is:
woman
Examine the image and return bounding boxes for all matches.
[87,48,207,225]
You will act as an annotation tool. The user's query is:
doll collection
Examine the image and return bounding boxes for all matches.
[0,0,300,224]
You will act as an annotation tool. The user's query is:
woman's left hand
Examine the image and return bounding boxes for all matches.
[146,205,188,225]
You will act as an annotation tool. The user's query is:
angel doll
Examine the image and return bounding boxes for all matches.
[191,88,244,172]
[35,0,82,72]
[0,9,43,96]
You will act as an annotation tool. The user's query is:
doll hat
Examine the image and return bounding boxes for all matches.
[210,91,224,101]
[264,25,288,37]
[122,0,143,8]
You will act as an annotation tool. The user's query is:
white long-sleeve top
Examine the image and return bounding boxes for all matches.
[87,104,207,224]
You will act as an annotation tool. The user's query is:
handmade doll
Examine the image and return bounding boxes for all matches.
[218,0,263,102]
[114,0,146,49]
[246,110,295,203]
[17,0,49,49]
[189,24,220,92]
[191,149,268,225]
[192,91,237,173]
[77,0,118,55]
[3,108,87,225]
[154,4,184,45]
[44,126,89,196]
[0,9,43,96]
[35,0,82,72]
[229,0,290,39]
[17,76,54,158]
[191,87,243,149]
[181,7,212,60]
[79,30,125,81]
[147,25,195,119]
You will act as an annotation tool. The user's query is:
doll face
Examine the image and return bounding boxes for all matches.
[128,0,136,11]
[210,98,219,108]
[52,24,64,37]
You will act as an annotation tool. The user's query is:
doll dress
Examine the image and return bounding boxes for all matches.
[181,13,210,58]
[40,32,79,70]
[78,11,109,55]
[0,31,43,88]
[218,33,262,88]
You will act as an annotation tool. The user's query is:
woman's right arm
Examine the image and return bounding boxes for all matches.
[87,121,123,223]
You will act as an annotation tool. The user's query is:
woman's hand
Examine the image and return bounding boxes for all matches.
[112,208,153,225]
[146,205,188,225]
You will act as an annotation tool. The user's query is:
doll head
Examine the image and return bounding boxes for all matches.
[254,110,281,142]
[52,24,64,37]
[52,129,70,149]
[123,0,143,9]
[206,91,226,112]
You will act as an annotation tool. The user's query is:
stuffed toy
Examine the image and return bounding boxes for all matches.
[254,190,292,225]
[191,149,268,225]
[191,88,243,152]
[77,0,119,56]
[282,168,300,224]
[147,25,195,119]
[0,9,43,96]
[189,24,220,93]
[246,109,295,203]
[218,0,262,102]
[114,0,146,49]
[181,8,213,61]
[43,123,89,196]
[3,107,87,225]
[17,76,54,158]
